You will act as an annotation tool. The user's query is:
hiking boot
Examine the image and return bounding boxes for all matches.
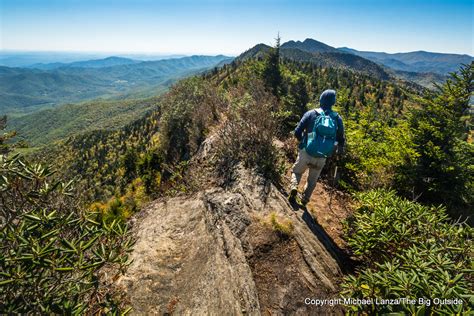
[288,188,298,203]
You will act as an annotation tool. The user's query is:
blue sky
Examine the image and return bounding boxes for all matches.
[1,0,472,55]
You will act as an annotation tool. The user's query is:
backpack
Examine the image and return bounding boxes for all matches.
[305,108,338,158]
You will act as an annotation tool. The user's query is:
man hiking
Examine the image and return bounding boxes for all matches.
[289,89,345,206]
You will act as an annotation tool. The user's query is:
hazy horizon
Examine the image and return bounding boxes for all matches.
[1,0,472,56]
[1,42,473,57]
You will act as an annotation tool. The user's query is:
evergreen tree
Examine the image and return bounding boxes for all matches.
[291,76,309,116]
[262,34,282,97]
[403,63,473,216]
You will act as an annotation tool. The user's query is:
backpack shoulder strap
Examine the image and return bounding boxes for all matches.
[328,111,339,132]
[329,111,339,119]
[312,109,322,133]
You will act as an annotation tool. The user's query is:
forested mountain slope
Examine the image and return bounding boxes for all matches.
[0,55,231,115]
[281,38,340,53]
[9,96,161,148]
[237,43,390,80]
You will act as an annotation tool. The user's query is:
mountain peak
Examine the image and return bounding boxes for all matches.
[235,43,271,62]
[302,38,323,44]
[103,56,133,61]
[281,38,338,53]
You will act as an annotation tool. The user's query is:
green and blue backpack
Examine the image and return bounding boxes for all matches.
[305,108,339,158]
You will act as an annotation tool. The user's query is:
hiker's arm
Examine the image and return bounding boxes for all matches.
[336,116,345,152]
[294,112,309,141]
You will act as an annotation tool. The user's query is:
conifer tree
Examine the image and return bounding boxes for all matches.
[263,34,282,97]
[292,76,309,116]
[403,63,473,216]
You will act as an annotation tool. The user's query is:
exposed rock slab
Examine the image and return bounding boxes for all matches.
[117,167,347,315]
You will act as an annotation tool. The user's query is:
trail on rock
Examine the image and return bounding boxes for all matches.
[117,162,351,315]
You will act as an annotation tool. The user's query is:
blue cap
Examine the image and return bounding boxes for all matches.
[319,89,336,110]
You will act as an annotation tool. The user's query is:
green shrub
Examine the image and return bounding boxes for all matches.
[215,81,283,183]
[136,150,163,194]
[338,97,417,191]
[342,189,473,314]
[0,154,134,314]
[90,177,150,225]
[158,77,225,162]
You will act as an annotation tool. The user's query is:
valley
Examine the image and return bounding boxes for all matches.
[0,54,232,116]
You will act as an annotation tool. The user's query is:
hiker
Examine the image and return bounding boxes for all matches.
[289,89,345,205]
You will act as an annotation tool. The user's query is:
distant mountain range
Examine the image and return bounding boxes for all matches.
[0,51,186,68]
[338,47,473,74]
[28,56,141,70]
[0,55,232,115]
[237,38,472,87]
[238,39,391,80]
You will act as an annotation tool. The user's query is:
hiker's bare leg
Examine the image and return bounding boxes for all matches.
[303,157,326,202]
